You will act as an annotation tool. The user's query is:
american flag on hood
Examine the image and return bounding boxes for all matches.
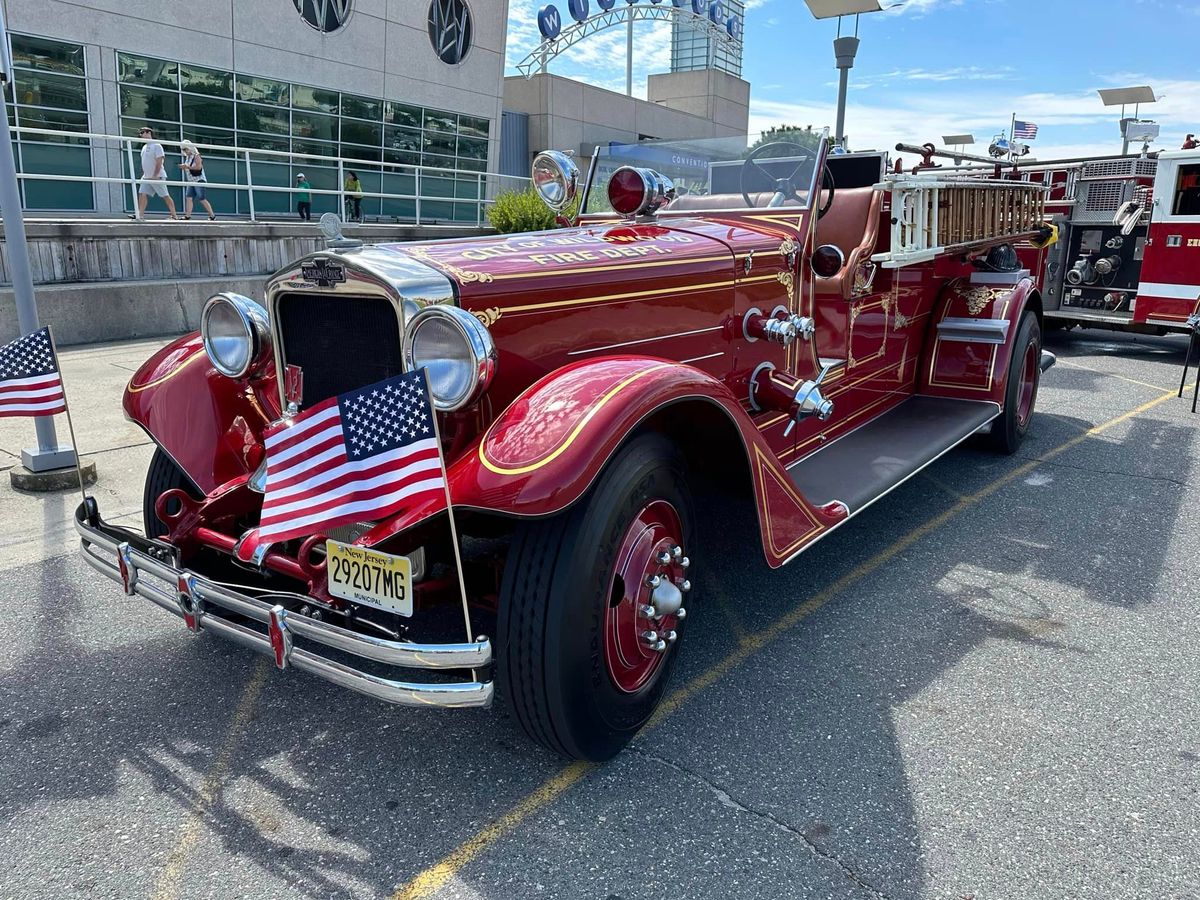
[1013,121,1038,140]
[0,327,66,419]
[257,368,447,544]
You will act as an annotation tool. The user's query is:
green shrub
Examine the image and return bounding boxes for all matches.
[487,188,579,234]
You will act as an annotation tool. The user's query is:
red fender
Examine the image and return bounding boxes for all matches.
[123,334,280,494]
[363,356,848,568]
[918,276,1039,406]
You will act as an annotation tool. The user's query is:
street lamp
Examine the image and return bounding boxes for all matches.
[802,0,889,149]
[1097,85,1157,155]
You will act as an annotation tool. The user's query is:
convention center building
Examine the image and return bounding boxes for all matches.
[1,0,750,221]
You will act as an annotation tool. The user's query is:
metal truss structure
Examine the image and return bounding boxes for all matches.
[514,6,740,78]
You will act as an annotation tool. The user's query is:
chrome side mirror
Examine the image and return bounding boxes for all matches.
[532,150,580,212]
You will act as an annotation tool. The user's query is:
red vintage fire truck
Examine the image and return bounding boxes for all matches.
[901,142,1200,333]
[75,131,1055,760]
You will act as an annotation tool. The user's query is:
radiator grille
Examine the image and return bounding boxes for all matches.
[276,292,404,408]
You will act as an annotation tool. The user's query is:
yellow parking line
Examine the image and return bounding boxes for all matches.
[1053,358,1174,393]
[152,660,270,900]
[391,382,1188,900]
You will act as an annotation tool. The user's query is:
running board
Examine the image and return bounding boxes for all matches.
[788,396,1000,514]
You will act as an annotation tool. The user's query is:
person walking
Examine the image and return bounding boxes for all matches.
[295,172,312,221]
[344,170,364,223]
[178,140,216,220]
[135,126,178,219]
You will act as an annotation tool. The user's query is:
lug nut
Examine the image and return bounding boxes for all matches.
[679,557,690,569]
[671,545,683,560]
[640,604,658,619]
[665,630,678,643]
[676,607,687,620]
[646,574,662,589]
[656,550,672,565]
[654,640,667,653]
[680,580,692,593]
[641,630,659,645]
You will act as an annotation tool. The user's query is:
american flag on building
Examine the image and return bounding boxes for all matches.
[1013,120,1039,140]
[257,368,447,544]
[0,327,66,419]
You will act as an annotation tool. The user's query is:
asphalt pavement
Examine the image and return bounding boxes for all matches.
[1,327,1198,900]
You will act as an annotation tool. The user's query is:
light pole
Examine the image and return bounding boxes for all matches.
[942,134,976,165]
[1098,85,1157,156]
[0,6,80,479]
[803,0,886,149]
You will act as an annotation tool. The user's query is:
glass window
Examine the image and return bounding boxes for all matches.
[457,156,486,173]
[20,143,93,210]
[120,119,180,142]
[1173,164,1200,216]
[458,115,489,139]
[291,110,336,142]
[14,70,87,111]
[182,95,234,129]
[291,138,337,160]
[182,126,236,152]
[342,144,381,162]
[423,110,456,133]
[386,102,422,128]
[384,148,420,167]
[117,53,178,89]
[292,84,339,114]
[238,133,290,152]
[341,93,382,121]
[385,125,422,153]
[180,64,233,98]
[16,108,89,141]
[457,136,488,160]
[422,153,457,172]
[423,131,456,156]
[341,119,381,147]
[236,75,288,106]
[120,84,178,121]
[237,102,289,135]
[11,35,84,76]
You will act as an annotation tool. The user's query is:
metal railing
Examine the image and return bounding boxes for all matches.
[7,125,531,226]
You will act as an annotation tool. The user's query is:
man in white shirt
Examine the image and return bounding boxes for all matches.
[136,126,178,219]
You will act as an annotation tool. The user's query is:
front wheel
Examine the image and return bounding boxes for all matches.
[987,310,1042,454]
[497,433,694,761]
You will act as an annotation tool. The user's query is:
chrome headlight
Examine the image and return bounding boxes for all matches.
[402,306,496,412]
[201,292,271,378]
[532,150,580,212]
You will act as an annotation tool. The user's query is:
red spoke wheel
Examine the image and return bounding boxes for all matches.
[498,434,693,761]
[604,500,690,694]
[988,310,1042,454]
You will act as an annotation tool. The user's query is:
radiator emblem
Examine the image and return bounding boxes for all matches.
[300,259,347,287]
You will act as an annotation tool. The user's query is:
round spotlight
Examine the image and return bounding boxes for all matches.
[402,306,497,412]
[201,293,271,379]
[531,150,580,212]
[607,166,676,218]
[812,244,846,279]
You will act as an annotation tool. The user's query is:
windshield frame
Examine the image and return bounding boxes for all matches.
[580,129,831,217]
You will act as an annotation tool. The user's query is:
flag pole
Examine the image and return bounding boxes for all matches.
[421,372,477,669]
[46,327,90,510]
[1009,112,1016,145]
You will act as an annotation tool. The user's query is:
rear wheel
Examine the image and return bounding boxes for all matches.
[142,448,199,538]
[497,433,694,761]
[987,310,1041,455]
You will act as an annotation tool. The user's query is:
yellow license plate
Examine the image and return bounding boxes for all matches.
[326,540,412,616]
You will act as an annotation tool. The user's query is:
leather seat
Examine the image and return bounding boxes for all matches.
[665,190,809,212]
[814,186,883,299]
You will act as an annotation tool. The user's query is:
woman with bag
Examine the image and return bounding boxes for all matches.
[178,140,216,220]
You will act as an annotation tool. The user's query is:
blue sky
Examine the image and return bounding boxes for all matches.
[505,0,1198,160]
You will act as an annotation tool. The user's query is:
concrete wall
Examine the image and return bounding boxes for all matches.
[503,71,750,163]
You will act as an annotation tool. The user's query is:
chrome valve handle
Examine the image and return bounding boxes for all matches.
[787,314,816,341]
[783,362,837,437]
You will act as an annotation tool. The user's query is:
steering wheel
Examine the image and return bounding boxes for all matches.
[740,141,811,209]
[817,164,835,219]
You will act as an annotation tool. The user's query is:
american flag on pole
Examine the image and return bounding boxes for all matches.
[257,368,447,544]
[0,327,66,418]
[1013,120,1038,140]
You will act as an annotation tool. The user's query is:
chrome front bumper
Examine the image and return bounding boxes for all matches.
[74,500,493,709]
